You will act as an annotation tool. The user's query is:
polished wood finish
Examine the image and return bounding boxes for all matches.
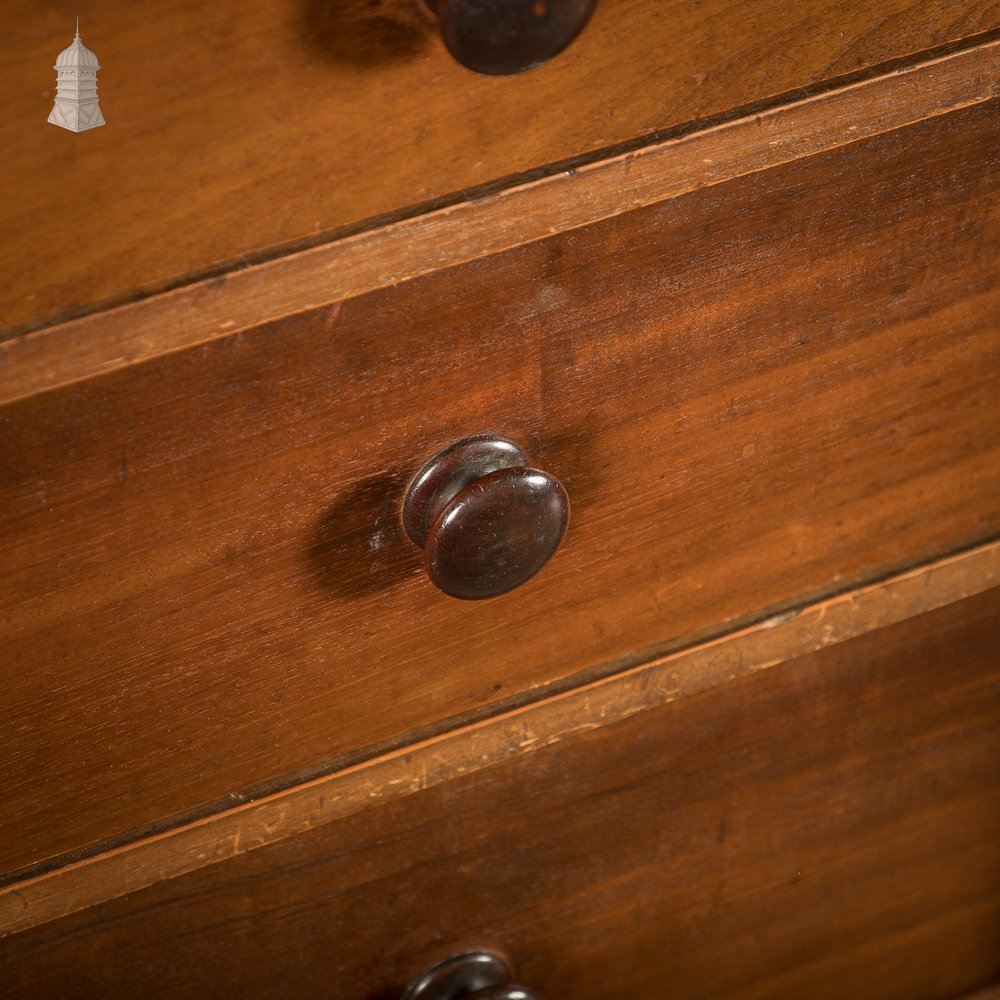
[404,436,569,599]
[2,1,998,337]
[425,0,598,75]
[1,541,995,938]
[1,99,997,874]
[426,466,568,600]
[404,436,531,548]
[3,37,996,407]
[3,589,997,999]
[403,951,538,1000]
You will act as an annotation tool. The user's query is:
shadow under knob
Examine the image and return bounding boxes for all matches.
[403,435,569,600]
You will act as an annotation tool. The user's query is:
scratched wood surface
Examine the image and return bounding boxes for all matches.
[2,0,999,336]
[2,588,998,999]
[2,37,997,407]
[1,99,997,876]
[1,541,996,938]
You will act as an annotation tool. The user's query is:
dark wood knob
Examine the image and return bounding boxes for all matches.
[403,435,569,600]
[423,0,598,76]
[402,951,541,1000]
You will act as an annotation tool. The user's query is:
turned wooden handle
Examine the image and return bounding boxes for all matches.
[402,951,542,1000]
[423,0,598,75]
[403,435,569,600]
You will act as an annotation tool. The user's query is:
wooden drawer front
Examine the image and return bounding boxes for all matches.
[2,100,999,875]
[4,588,999,999]
[3,0,998,336]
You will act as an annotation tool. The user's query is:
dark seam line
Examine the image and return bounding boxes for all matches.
[2,529,997,893]
[3,24,999,345]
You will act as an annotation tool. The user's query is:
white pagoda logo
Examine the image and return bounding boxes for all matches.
[48,19,105,132]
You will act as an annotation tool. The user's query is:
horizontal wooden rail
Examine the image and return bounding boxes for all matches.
[0,38,997,406]
[1,539,997,938]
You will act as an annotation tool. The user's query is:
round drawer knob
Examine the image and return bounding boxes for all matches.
[403,950,541,1000]
[423,0,598,76]
[403,435,569,600]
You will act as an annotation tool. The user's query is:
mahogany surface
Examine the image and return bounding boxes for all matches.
[3,589,998,1000]
[3,38,995,408]
[1,0,998,335]
[425,0,599,76]
[424,465,569,600]
[404,437,570,600]
[403,435,531,548]
[1,100,998,875]
[3,542,993,937]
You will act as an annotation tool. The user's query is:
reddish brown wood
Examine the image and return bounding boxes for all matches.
[2,542,993,938]
[1,0,998,337]
[425,0,598,76]
[426,466,568,600]
[2,38,996,408]
[0,100,997,875]
[404,436,530,548]
[2,589,998,999]
[404,436,569,599]
[402,951,537,1000]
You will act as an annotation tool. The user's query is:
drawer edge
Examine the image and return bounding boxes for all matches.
[2,536,998,939]
[0,37,997,407]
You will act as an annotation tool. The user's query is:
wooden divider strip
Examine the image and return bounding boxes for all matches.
[0,39,997,406]
[1,540,997,937]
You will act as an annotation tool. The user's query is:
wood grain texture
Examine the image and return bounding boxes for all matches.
[2,588,998,1000]
[0,540,996,938]
[1,99,998,875]
[2,0,999,337]
[1,36,998,405]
